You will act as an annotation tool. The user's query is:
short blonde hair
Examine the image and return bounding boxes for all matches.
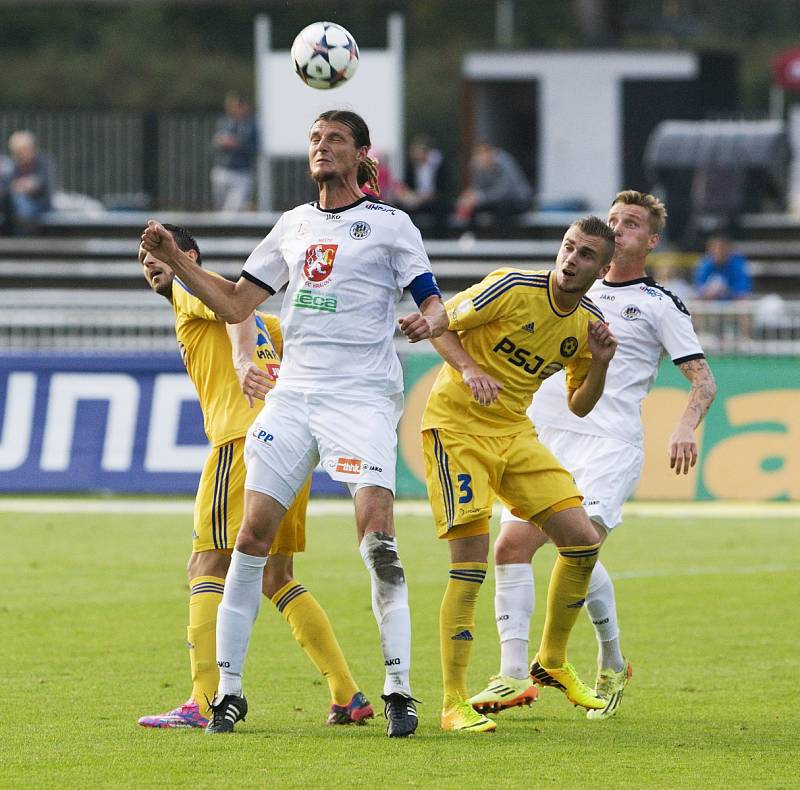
[611,190,667,234]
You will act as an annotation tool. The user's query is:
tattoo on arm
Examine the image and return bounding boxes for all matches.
[677,359,717,428]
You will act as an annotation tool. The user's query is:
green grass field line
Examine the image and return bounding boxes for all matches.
[4,511,798,788]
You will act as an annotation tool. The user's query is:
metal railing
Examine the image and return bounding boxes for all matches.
[2,290,799,356]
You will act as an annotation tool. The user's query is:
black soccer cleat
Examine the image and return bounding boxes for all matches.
[381,693,419,738]
[205,693,248,735]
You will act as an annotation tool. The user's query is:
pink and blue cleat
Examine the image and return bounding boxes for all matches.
[326,691,374,725]
[138,699,209,729]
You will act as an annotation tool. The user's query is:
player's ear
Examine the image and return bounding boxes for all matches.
[186,249,199,264]
[647,233,660,251]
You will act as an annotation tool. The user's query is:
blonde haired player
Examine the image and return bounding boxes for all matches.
[137,224,372,729]
[422,216,618,733]
[471,191,716,720]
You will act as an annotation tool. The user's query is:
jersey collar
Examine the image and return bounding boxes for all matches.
[602,276,654,287]
[546,271,580,317]
[312,195,370,214]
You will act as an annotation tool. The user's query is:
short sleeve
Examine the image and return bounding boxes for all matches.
[242,214,290,293]
[564,344,593,393]
[171,277,220,322]
[392,213,433,288]
[656,298,705,364]
[258,312,283,358]
[445,269,523,331]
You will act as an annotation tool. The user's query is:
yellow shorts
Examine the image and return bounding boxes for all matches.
[422,427,581,539]
[193,437,309,556]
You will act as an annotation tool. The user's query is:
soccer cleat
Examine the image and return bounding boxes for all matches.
[529,656,605,710]
[204,693,248,734]
[326,691,374,725]
[137,699,209,729]
[587,658,633,720]
[469,674,539,714]
[441,699,496,733]
[381,693,419,737]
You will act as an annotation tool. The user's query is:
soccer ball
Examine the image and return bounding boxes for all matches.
[291,22,359,90]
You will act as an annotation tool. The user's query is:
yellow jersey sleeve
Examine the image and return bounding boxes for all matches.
[257,312,283,358]
[171,276,220,322]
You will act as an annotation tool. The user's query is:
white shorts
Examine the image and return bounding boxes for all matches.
[499,427,644,533]
[244,386,403,508]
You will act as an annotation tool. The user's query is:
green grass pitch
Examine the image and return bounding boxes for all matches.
[3,502,798,788]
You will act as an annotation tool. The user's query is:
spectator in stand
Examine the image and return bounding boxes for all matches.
[0,131,54,235]
[210,92,258,212]
[394,135,449,236]
[454,142,532,234]
[693,233,753,301]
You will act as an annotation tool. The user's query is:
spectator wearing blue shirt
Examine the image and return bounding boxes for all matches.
[693,234,753,300]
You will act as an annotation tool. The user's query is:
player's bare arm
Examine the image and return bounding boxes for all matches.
[398,295,448,343]
[226,316,275,408]
[429,330,502,406]
[669,358,717,475]
[140,220,266,323]
[567,320,617,417]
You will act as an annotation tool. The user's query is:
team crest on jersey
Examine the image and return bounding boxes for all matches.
[560,337,578,357]
[303,244,337,283]
[622,304,642,321]
[349,221,371,239]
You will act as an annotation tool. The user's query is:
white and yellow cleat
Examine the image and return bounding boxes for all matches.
[469,674,539,714]
[441,699,497,733]
[529,656,605,710]
[587,659,633,720]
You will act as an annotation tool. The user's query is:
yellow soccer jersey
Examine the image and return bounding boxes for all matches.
[422,268,604,437]
[171,273,281,447]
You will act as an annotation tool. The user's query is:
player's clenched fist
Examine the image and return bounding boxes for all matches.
[587,319,617,363]
[139,220,179,267]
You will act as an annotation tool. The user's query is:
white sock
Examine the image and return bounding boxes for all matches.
[216,549,266,697]
[359,532,412,697]
[495,563,534,679]
[586,560,624,672]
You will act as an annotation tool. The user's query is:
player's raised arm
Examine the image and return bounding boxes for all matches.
[139,220,266,323]
[669,357,717,474]
[567,319,617,417]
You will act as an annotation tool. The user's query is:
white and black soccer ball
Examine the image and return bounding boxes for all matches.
[291,21,359,90]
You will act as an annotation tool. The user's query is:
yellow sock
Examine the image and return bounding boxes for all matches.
[538,544,600,668]
[188,575,225,716]
[439,562,487,710]
[272,580,358,706]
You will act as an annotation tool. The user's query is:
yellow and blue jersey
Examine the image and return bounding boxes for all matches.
[422,268,604,437]
[171,272,281,447]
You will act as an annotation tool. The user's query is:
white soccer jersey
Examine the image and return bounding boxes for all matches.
[530,276,705,447]
[242,196,434,396]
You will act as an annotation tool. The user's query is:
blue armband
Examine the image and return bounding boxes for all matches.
[408,272,442,307]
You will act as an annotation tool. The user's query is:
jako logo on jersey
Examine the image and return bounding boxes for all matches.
[325,213,341,220]
[251,428,274,443]
[303,243,337,282]
[349,221,371,239]
[335,457,362,474]
[293,289,337,313]
[622,304,642,321]
[365,202,396,214]
[599,293,615,301]
[560,337,578,357]
[384,657,401,666]
[492,336,548,376]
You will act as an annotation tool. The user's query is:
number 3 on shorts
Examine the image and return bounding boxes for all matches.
[457,473,473,504]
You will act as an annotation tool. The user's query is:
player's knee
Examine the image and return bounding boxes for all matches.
[494,532,534,565]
